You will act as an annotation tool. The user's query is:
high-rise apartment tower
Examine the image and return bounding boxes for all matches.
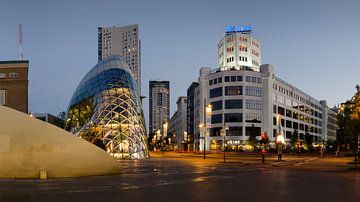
[149,81,170,135]
[98,24,141,93]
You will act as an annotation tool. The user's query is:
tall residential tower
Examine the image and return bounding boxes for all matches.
[98,24,141,93]
[149,80,170,135]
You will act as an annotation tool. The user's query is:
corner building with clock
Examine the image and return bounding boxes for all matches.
[193,26,337,151]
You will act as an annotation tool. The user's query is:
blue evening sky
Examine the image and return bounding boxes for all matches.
[1,0,359,127]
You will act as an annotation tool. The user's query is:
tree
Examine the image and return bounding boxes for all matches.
[304,131,313,152]
[248,131,258,148]
[337,85,360,162]
[290,129,299,150]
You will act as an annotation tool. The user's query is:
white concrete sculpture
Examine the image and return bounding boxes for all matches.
[0,106,120,178]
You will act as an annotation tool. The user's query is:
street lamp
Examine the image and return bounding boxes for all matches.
[276,114,285,161]
[184,131,188,151]
[202,102,212,160]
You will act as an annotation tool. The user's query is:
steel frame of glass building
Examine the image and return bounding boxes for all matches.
[65,55,148,159]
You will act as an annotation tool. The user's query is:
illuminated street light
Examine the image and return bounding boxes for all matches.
[202,101,212,160]
[163,122,168,138]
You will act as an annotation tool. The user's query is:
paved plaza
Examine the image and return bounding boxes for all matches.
[0,153,359,202]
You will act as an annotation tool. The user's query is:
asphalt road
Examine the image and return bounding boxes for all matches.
[0,157,359,202]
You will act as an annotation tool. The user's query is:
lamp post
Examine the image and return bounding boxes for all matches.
[220,127,226,163]
[184,131,187,151]
[276,114,285,161]
[162,122,168,153]
[202,101,212,160]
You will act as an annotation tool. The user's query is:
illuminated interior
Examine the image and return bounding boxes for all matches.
[65,55,148,159]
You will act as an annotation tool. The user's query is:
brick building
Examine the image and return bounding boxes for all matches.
[0,60,29,114]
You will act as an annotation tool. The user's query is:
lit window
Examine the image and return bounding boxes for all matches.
[9,73,19,78]
[0,73,6,79]
[0,90,6,106]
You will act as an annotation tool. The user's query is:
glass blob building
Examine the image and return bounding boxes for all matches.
[65,55,148,159]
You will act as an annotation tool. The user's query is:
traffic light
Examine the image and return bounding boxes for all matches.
[261,149,266,155]
[260,133,267,144]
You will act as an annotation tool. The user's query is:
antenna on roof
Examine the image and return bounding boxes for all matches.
[18,24,23,60]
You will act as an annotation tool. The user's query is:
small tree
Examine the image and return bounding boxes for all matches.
[248,132,258,148]
[290,129,299,150]
[304,131,313,152]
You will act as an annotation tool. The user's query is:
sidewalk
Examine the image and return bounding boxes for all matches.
[149,151,322,167]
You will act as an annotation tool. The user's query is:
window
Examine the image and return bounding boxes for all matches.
[225,86,242,96]
[211,100,223,111]
[231,76,236,82]
[245,99,261,110]
[227,126,242,136]
[273,105,277,113]
[237,76,242,81]
[225,113,242,122]
[277,95,284,104]
[278,106,285,115]
[286,109,292,117]
[286,120,292,128]
[0,90,6,106]
[245,86,262,97]
[9,73,19,78]
[0,73,6,79]
[209,80,213,85]
[246,113,261,123]
[210,87,222,98]
[225,99,242,109]
[218,77,222,83]
[211,114,223,124]
[210,127,222,137]
[285,99,292,107]
[225,76,230,82]
[245,126,260,136]
[293,122,298,129]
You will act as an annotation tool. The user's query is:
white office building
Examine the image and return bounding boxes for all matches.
[194,26,336,151]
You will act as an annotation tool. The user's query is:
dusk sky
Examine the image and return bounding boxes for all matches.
[1,0,359,128]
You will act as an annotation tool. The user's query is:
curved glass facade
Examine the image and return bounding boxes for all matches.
[65,55,148,159]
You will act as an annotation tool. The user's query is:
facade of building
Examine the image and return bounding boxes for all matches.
[0,60,29,114]
[33,113,65,129]
[194,26,337,151]
[320,101,338,142]
[186,82,200,150]
[169,96,187,150]
[98,24,141,93]
[65,55,148,159]
[149,80,170,135]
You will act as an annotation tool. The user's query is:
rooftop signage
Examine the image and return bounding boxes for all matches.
[226,25,252,33]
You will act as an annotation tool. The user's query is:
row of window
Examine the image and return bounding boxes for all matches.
[274,105,322,126]
[211,99,243,111]
[273,83,322,111]
[210,126,261,137]
[273,95,323,118]
[0,72,19,79]
[239,56,248,62]
[273,117,322,134]
[209,76,262,86]
[210,86,262,100]
[245,76,262,83]
[252,59,259,66]
[211,113,243,124]
[251,49,259,57]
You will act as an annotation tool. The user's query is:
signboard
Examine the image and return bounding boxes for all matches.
[226,25,253,33]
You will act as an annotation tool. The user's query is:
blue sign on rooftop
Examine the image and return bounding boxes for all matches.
[226,25,253,33]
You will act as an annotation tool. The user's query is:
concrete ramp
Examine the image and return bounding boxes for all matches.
[0,106,120,178]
